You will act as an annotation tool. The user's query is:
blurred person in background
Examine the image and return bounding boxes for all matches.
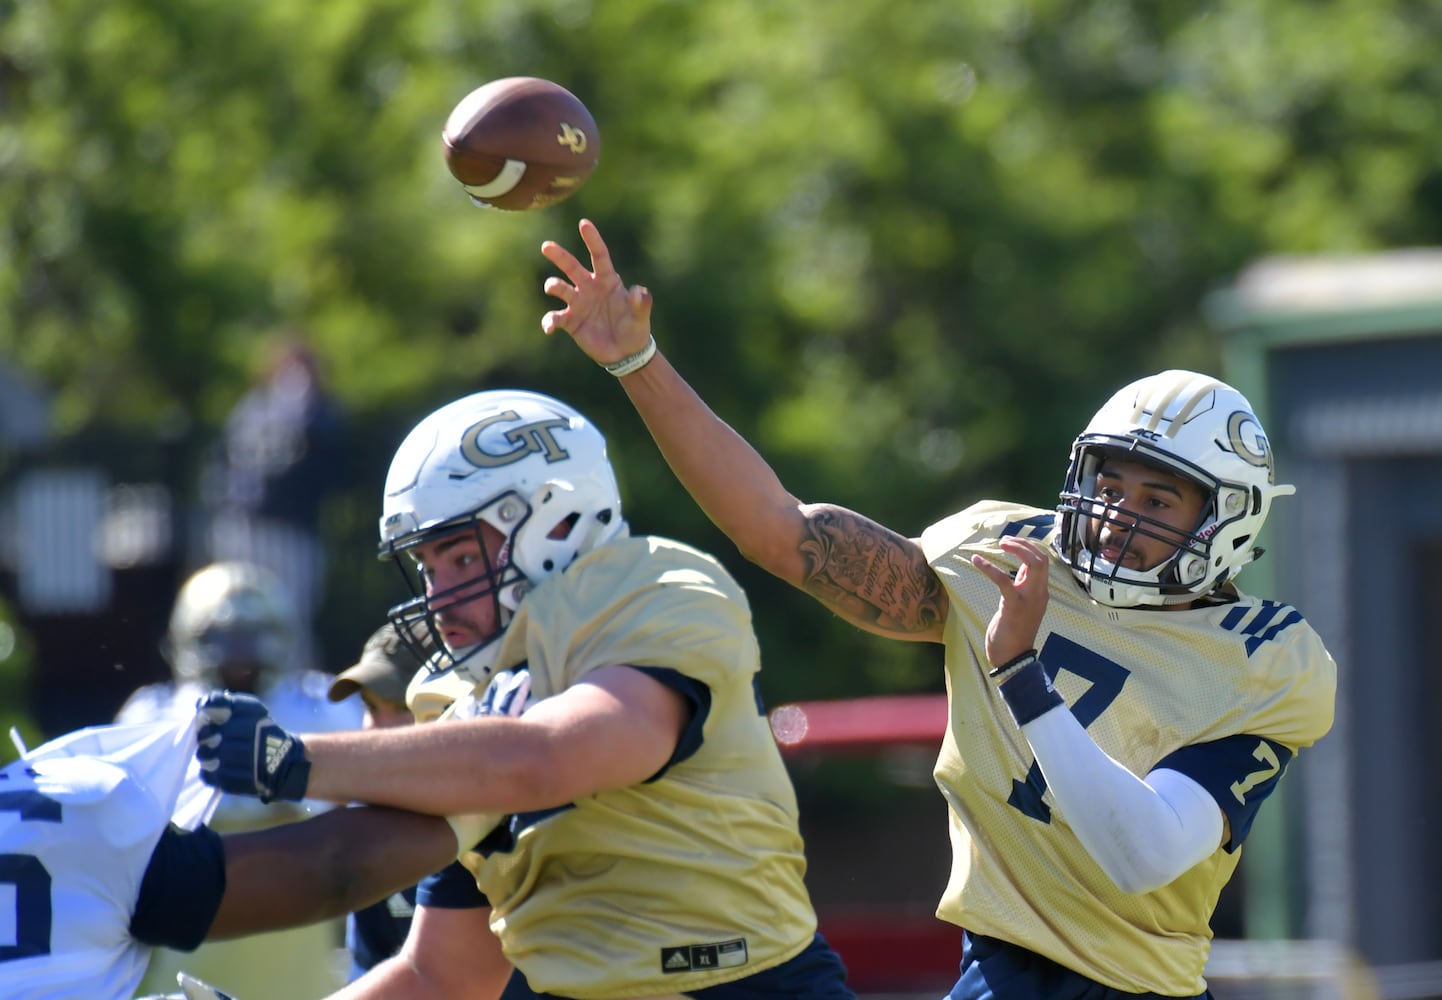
[118,560,362,999]
[116,560,362,741]
[202,336,346,674]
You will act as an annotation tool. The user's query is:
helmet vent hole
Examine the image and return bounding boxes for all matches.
[543,559,555,571]
[547,512,581,541]
[597,508,614,525]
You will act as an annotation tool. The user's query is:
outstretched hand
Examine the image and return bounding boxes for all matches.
[970,537,1051,669]
[541,218,654,366]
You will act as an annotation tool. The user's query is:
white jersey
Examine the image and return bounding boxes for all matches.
[122,674,363,999]
[0,720,218,1000]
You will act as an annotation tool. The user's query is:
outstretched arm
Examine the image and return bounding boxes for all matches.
[541,219,946,642]
[207,805,460,940]
[200,664,692,814]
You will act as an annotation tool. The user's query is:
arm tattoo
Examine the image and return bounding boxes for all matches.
[796,506,947,634]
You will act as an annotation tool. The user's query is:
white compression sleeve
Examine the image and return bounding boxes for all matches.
[1020,705,1225,893]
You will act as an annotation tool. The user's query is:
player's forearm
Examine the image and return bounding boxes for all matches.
[301,718,563,815]
[210,806,456,939]
[618,349,809,583]
[307,807,457,911]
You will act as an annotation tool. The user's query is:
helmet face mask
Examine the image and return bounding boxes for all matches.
[1054,371,1295,608]
[378,390,627,681]
[385,506,524,682]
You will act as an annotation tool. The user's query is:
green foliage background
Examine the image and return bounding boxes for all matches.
[4,0,1442,708]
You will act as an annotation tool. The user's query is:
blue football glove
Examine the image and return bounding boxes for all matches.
[195,691,310,804]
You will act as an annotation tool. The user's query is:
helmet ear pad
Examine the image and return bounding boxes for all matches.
[505,479,620,593]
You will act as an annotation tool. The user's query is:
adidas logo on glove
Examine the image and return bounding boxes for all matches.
[264,733,294,776]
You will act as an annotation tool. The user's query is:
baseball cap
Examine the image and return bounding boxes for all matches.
[327,623,423,706]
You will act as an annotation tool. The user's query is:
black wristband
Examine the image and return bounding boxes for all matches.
[987,648,1038,680]
[997,657,1065,727]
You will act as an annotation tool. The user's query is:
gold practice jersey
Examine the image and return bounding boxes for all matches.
[453,535,819,999]
[920,502,1337,996]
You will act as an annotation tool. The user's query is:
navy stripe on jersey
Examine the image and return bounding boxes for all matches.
[633,665,711,779]
[1000,514,1056,539]
[1218,601,1305,657]
[1155,735,1293,850]
[417,858,487,909]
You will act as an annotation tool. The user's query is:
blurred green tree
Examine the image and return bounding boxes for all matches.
[3,0,1441,706]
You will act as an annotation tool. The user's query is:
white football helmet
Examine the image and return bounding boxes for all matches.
[165,561,297,691]
[1054,370,1295,608]
[378,389,627,681]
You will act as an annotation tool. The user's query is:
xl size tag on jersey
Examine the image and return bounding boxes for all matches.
[660,938,747,973]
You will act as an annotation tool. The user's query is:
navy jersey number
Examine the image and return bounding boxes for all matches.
[0,790,62,962]
[1007,635,1129,822]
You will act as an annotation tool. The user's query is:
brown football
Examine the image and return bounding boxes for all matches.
[441,77,600,211]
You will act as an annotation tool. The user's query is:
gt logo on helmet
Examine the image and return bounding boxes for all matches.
[460,411,572,469]
[1225,410,1275,482]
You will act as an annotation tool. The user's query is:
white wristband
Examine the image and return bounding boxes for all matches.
[601,336,657,377]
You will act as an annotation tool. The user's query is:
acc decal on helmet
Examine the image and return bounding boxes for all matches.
[1054,370,1295,608]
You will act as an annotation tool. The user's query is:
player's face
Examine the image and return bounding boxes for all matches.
[215,656,265,694]
[408,521,510,652]
[1083,457,1207,571]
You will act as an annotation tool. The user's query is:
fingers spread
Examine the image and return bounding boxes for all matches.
[542,276,574,301]
[541,242,590,285]
[578,218,611,267]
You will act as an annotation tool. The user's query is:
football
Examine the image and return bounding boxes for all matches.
[441,77,600,211]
